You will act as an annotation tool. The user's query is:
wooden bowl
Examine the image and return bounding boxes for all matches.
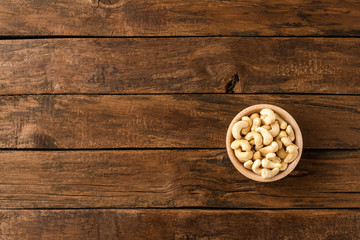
[226,104,303,182]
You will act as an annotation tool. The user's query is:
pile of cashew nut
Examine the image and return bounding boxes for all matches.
[231,109,299,179]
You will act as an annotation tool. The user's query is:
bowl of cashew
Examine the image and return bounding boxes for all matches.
[226,104,303,182]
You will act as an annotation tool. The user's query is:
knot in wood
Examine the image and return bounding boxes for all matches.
[97,0,121,5]
[92,0,123,8]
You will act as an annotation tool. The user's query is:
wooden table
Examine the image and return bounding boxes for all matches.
[0,1,360,239]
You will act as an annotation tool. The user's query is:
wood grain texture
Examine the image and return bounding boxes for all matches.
[1,38,360,94]
[1,0,360,36]
[0,209,359,239]
[0,149,359,209]
[0,95,358,149]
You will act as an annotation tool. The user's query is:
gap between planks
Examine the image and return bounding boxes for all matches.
[0,93,358,97]
[1,36,360,40]
[0,148,357,151]
[1,207,360,211]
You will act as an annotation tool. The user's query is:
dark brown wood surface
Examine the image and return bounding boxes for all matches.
[0,38,359,95]
[2,0,360,238]
[0,150,358,209]
[1,0,360,36]
[0,95,358,149]
[0,209,358,239]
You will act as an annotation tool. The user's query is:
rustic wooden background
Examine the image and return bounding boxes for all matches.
[0,0,359,239]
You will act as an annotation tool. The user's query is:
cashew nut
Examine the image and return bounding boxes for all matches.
[255,144,263,151]
[232,121,248,140]
[234,149,253,163]
[250,113,260,120]
[255,127,273,145]
[261,167,280,179]
[279,162,288,171]
[252,159,262,175]
[275,131,287,149]
[241,116,252,135]
[280,137,292,148]
[253,151,262,160]
[260,109,276,125]
[245,131,263,147]
[284,145,299,163]
[244,160,253,170]
[261,158,281,169]
[262,125,271,130]
[275,113,287,130]
[231,139,251,151]
[251,117,262,132]
[259,141,279,156]
[268,121,280,137]
[265,152,281,163]
[276,147,288,160]
[286,125,295,141]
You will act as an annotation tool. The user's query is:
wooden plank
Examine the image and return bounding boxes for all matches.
[1,1,360,36]
[0,149,359,209]
[0,38,360,95]
[0,95,358,149]
[0,209,358,239]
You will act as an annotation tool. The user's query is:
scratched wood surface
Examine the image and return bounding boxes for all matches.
[0,38,359,95]
[1,0,360,239]
[0,210,359,239]
[0,150,358,209]
[0,95,358,149]
[1,0,360,36]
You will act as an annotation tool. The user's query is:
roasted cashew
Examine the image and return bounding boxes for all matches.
[275,113,287,130]
[244,160,253,170]
[279,162,288,171]
[231,139,251,151]
[251,117,262,132]
[262,125,271,130]
[265,152,281,163]
[262,158,281,169]
[275,131,287,149]
[255,127,273,145]
[268,121,280,137]
[235,149,253,163]
[253,151,262,160]
[280,137,292,148]
[241,116,252,135]
[284,145,299,163]
[245,131,263,147]
[250,113,260,120]
[276,147,288,159]
[286,125,295,141]
[260,109,276,125]
[261,167,280,179]
[259,141,279,156]
[232,121,248,139]
[252,159,262,175]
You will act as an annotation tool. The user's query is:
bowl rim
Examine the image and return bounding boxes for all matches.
[226,104,303,182]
